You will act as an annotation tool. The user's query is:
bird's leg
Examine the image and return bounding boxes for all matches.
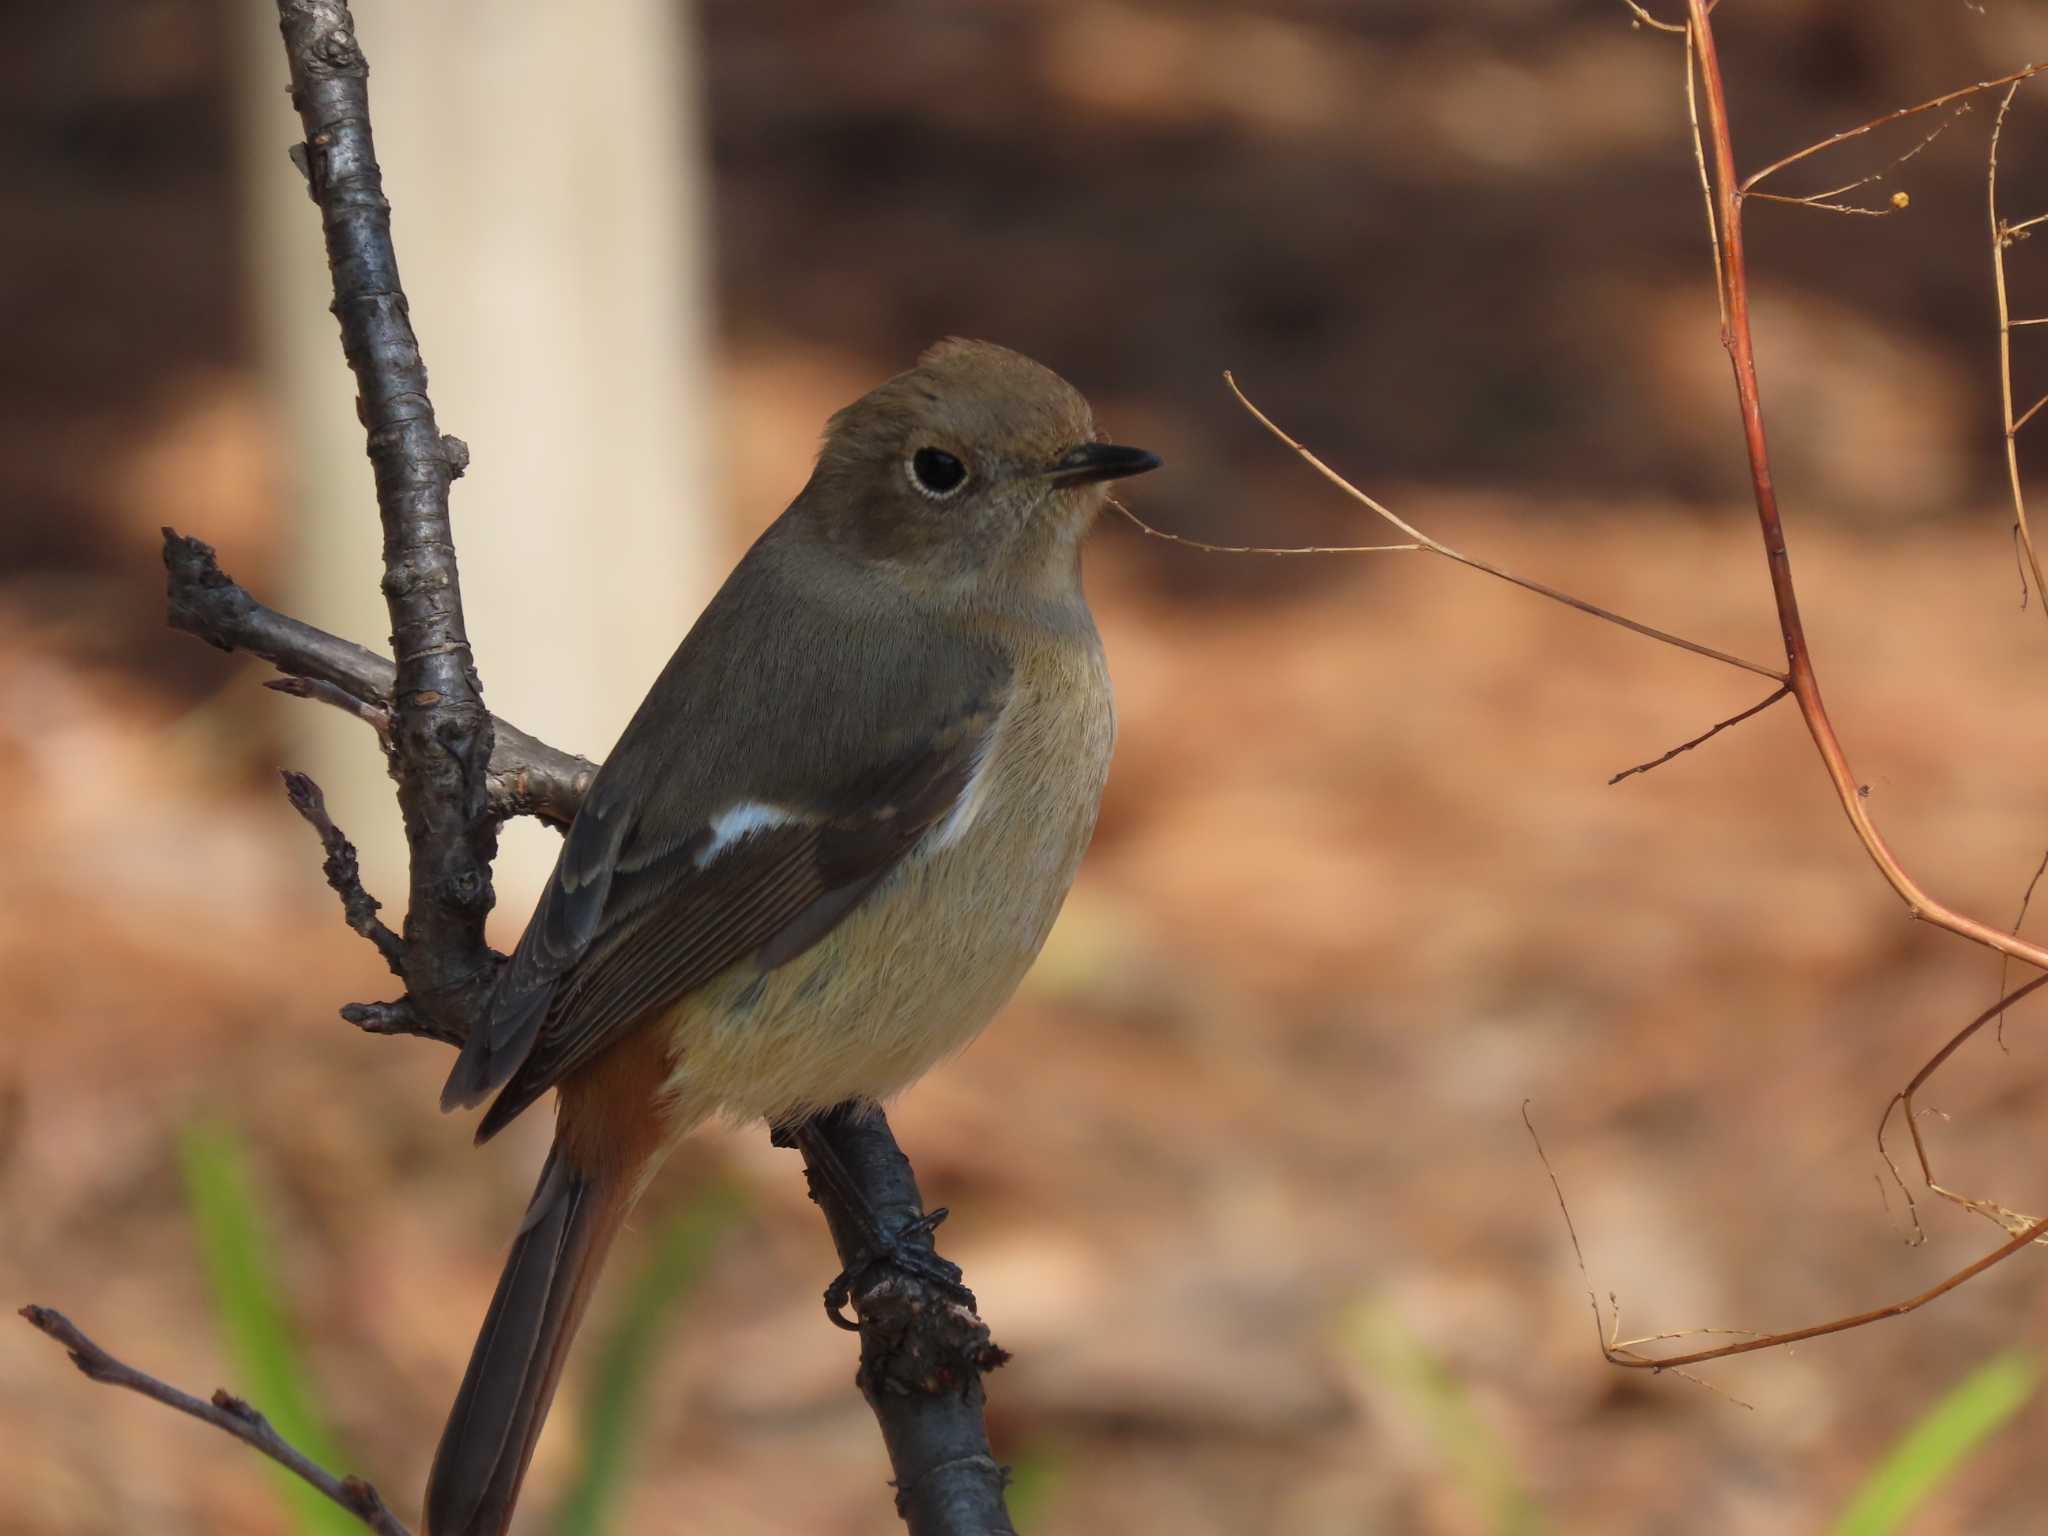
[775,1106,976,1330]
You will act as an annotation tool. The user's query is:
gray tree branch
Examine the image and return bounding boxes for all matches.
[20,1307,412,1536]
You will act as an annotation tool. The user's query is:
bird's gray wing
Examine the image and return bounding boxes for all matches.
[446,652,1009,1144]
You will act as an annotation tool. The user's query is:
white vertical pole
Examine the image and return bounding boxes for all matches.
[238,0,718,936]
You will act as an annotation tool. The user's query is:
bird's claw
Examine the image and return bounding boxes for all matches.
[822,1207,976,1329]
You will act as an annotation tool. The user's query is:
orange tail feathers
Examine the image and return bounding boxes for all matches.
[422,1143,632,1536]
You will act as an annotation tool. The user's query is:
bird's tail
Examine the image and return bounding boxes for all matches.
[423,1143,630,1536]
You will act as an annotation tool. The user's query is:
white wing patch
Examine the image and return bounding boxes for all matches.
[696,801,796,868]
[931,708,1006,852]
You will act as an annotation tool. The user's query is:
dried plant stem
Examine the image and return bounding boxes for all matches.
[1744,115,1951,218]
[1683,21,1726,331]
[1222,375,1786,682]
[1687,0,2048,974]
[1988,81,2048,617]
[1541,3,2048,1377]
[1620,0,1687,37]
[1528,1088,2048,1374]
[1741,61,2048,195]
[1607,686,1790,785]
[1877,973,2048,1247]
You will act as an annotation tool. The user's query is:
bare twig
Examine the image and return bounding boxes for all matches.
[1112,502,1421,558]
[1518,1105,1748,1401]
[1876,972,2048,1245]
[1988,81,2048,623]
[280,770,405,974]
[1607,685,1791,785]
[1531,1076,2048,1375]
[340,996,461,1047]
[1223,374,1788,683]
[1602,1216,2048,1369]
[1682,21,1727,331]
[19,1307,413,1536]
[266,677,394,761]
[1993,845,2048,1047]
[1741,61,2048,194]
[1745,115,1950,217]
[1686,0,2048,973]
[165,529,597,831]
[1516,9,2048,1378]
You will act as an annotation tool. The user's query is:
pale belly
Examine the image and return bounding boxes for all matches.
[655,655,1114,1128]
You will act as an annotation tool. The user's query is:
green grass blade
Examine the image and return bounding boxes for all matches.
[177,1119,360,1536]
[1830,1350,2035,1536]
[1346,1296,1545,1536]
[552,1182,747,1536]
[1000,1436,1063,1529]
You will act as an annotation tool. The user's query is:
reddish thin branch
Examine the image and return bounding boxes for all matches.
[1741,61,2048,194]
[1607,685,1790,785]
[1988,82,2048,620]
[1540,7,2048,1376]
[1687,0,2048,974]
[1605,1218,2048,1370]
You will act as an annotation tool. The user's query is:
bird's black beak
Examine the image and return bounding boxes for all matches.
[1049,442,1163,486]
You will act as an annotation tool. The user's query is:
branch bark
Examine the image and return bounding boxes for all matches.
[165,528,596,830]
[27,3,1018,1533]
[277,0,498,1033]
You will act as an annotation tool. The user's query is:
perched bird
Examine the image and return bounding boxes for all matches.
[423,339,1159,1536]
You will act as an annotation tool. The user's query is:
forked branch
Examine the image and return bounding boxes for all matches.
[1682,0,2048,972]
[1541,2,2048,1374]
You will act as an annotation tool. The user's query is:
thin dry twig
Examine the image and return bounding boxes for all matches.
[19,1307,413,1536]
[1621,1,1688,37]
[1518,1105,1750,1402]
[1988,81,2048,621]
[1607,685,1791,785]
[1530,1080,2048,1374]
[1745,113,1950,217]
[1683,22,1727,331]
[1221,374,1788,683]
[1684,0,2048,973]
[1742,60,2048,194]
[1876,972,2048,1239]
[1516,4,2048,1379]
[1112,502,1421,558]
[1604,1217,2048,1369]
[1993,845,2048,1048]
[280,770,405,975]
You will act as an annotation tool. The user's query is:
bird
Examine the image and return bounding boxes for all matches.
[421,338,1160,1536]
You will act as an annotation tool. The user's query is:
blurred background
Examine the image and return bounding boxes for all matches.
[10,1,2048,1532]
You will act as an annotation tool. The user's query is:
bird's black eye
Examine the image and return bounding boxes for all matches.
[908,447,968,498]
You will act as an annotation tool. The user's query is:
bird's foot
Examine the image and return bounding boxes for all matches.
[823,1207,976,1331]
